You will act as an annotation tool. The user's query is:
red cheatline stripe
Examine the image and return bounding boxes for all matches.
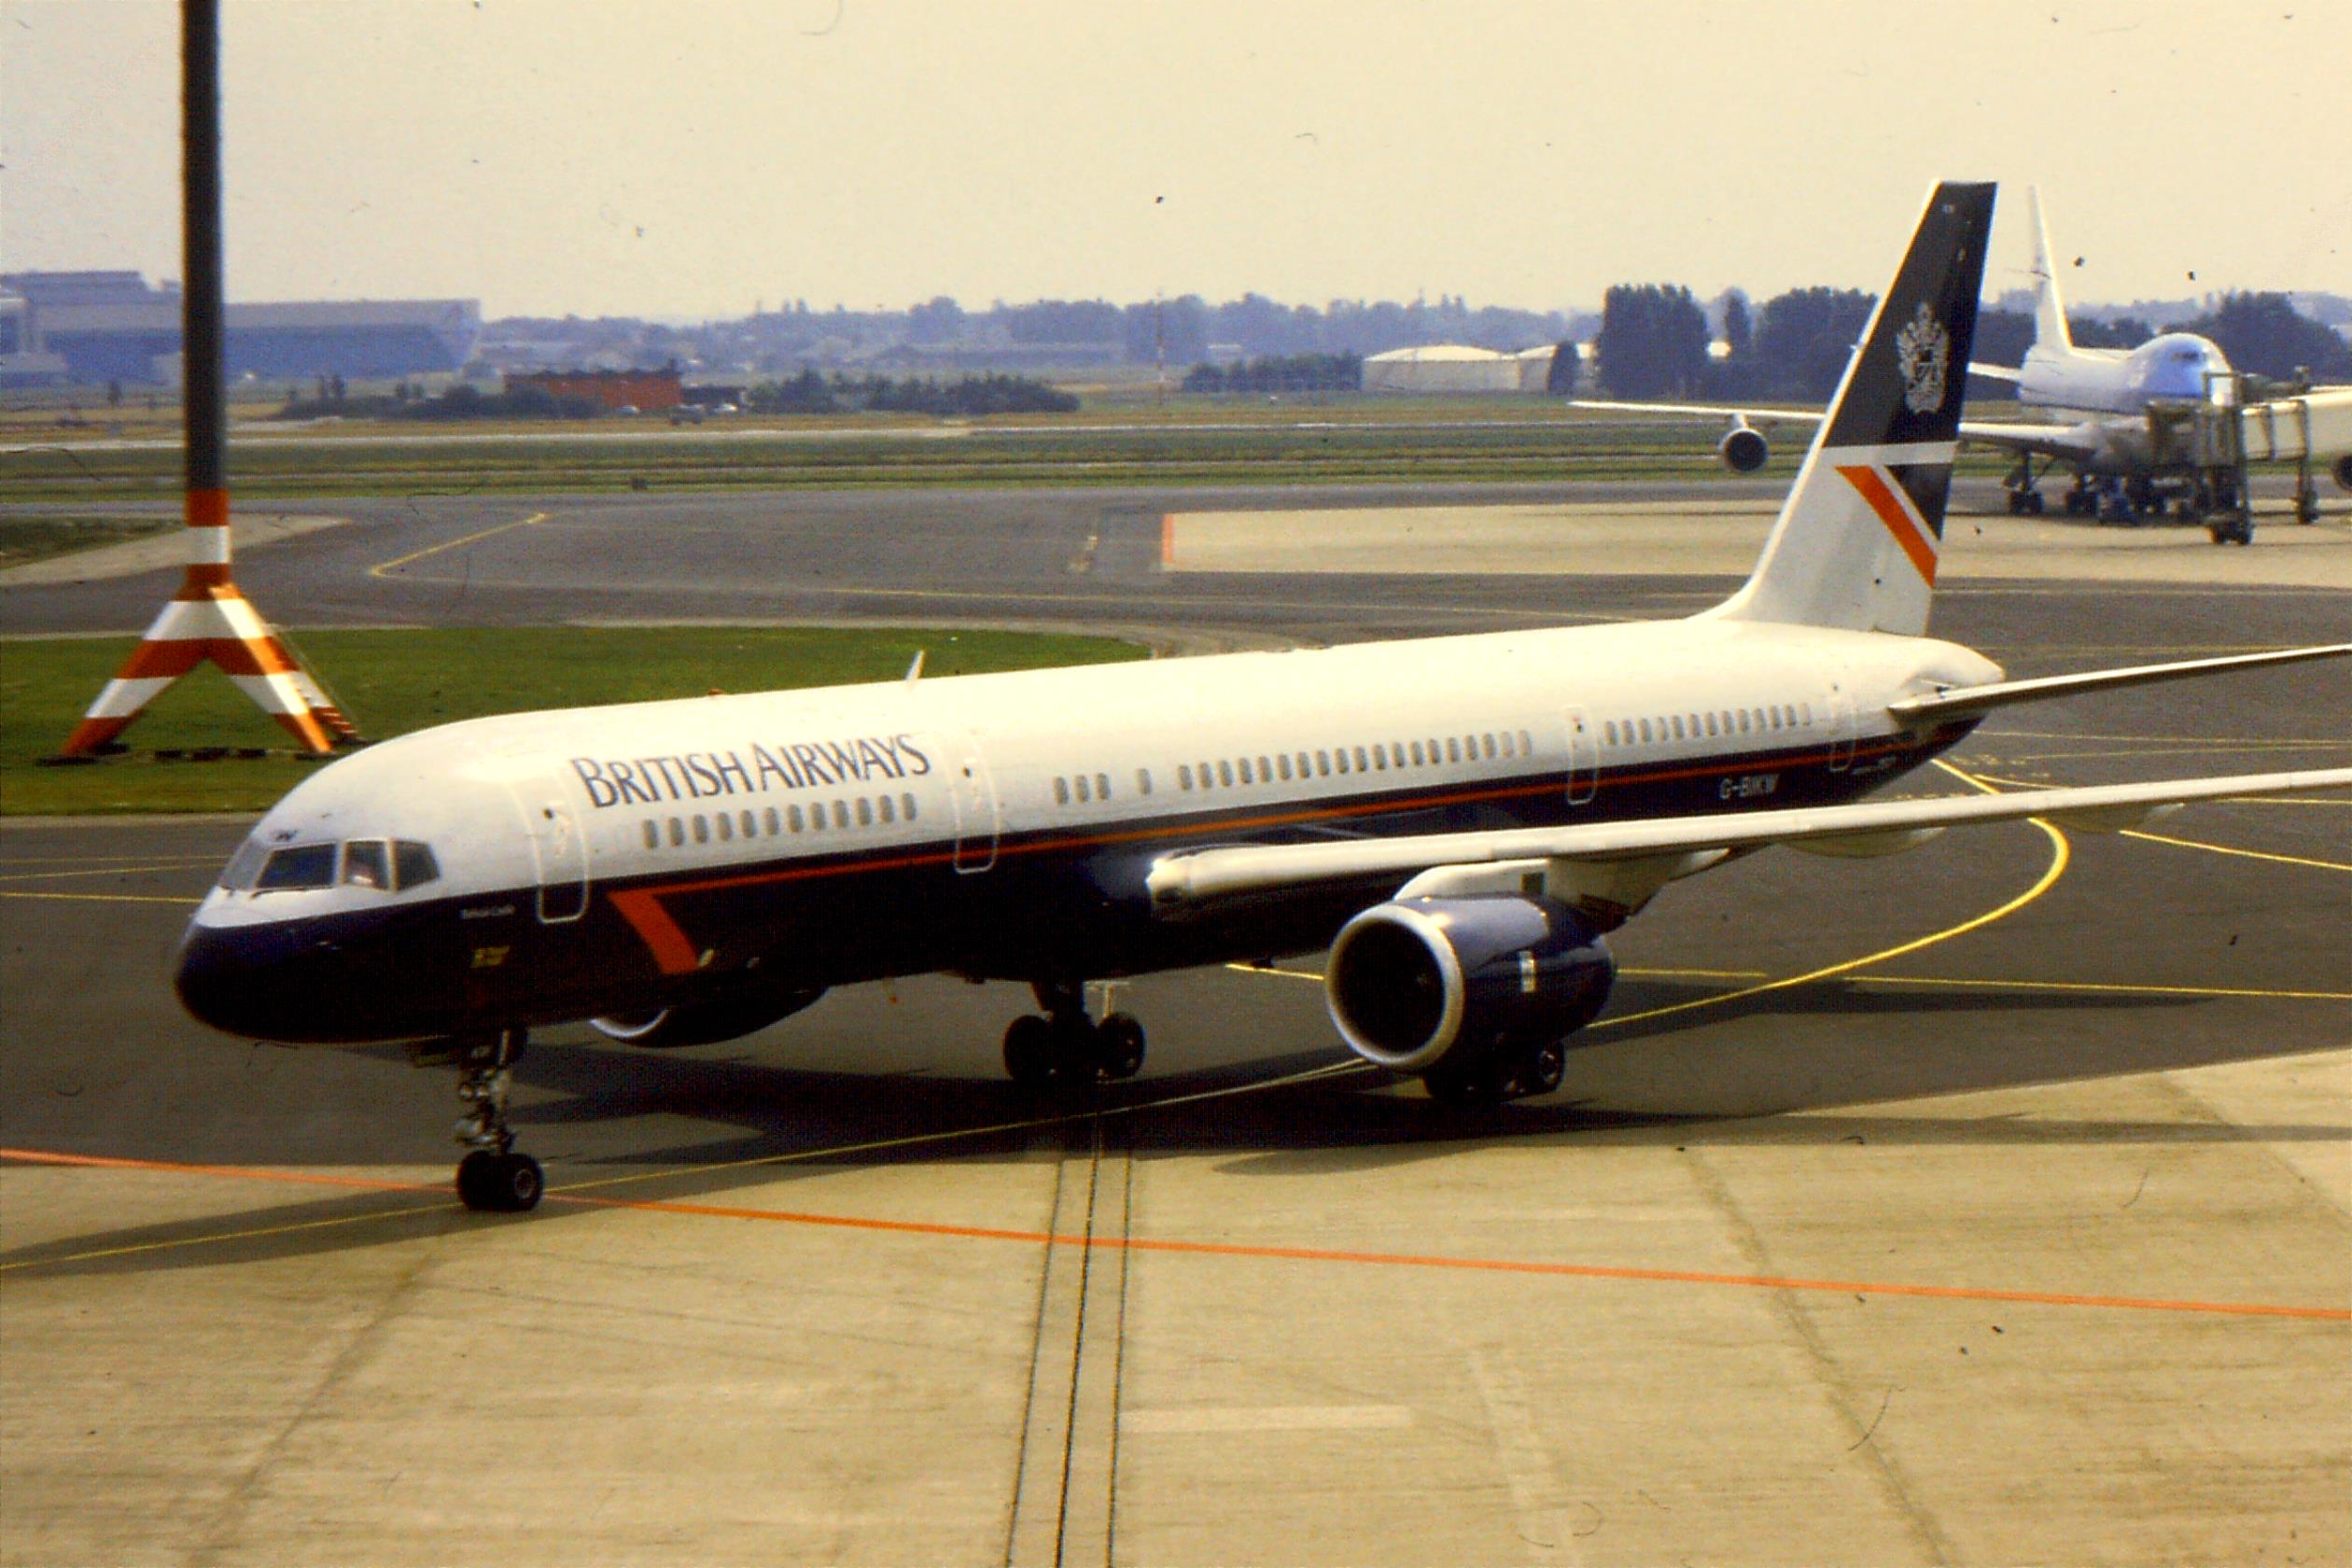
[5,1146,2344,1321]
[1837,464,1939,586]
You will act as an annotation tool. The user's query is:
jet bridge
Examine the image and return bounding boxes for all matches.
[2145,378,2352,543]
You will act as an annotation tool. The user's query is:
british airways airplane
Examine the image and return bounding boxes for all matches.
[175,184,2350,1212]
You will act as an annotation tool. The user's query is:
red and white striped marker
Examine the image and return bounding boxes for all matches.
[57,489,357,756]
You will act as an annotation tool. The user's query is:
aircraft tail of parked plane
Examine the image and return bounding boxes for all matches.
[173,181,2352,1213]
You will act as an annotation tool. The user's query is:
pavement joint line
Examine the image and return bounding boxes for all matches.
[2119,828,2352,873]
[365,509,550,578]
[0,862,210,884]
[7,1146,2343,1323]
[0,889,203,904]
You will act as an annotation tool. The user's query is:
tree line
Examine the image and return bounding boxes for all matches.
[743,370,1076,416]
[1587,286,2350,401]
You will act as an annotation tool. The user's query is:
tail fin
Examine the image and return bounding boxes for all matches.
[2026,186,2072,352]
[1711,181,1995,637]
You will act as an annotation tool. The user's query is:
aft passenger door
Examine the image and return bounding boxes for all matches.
[1561,706,1598,805]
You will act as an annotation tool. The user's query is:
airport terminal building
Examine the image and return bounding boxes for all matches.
[0,271,481,387]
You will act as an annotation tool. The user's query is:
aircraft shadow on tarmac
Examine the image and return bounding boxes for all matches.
[7,974,2344,1280]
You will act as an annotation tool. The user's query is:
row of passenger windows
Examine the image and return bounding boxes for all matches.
[1603,703,1813,748]
[1178,729,1534,792]
[638,792,919,850]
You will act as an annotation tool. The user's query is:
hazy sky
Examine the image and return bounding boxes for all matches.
[6,0,2348,319]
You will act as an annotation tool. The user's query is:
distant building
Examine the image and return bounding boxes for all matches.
[507,367,684,412]
[0,271,481,385]
[1360,343,1523,394]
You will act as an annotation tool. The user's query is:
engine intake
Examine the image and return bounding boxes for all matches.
[2332,453,2352,494]
[591,984,825,1048]
[1324,896,1614,1073]
[1717,426,1771,473]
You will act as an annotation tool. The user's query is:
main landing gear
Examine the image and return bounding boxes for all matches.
[445,1028,542,1212]
[1421,1037,1568,1110]
[1002,980,1146,1088]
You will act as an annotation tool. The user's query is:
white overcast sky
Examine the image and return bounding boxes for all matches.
[5,0,2348,319]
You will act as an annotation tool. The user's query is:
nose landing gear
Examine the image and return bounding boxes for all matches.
[446,1028,541,1211]
[1002,980,1147,1087]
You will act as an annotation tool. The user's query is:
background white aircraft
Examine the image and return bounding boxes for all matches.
[175,183,2351,1211]
[1576,189,2352,540]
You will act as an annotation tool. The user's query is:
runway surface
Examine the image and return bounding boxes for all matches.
[4,479,2348,1565]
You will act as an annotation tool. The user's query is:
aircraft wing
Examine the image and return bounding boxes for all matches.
[1144,767,2352,906]
[1888,644,2352,721]
[1567,399,1824,426]
[1956,418,2105,464]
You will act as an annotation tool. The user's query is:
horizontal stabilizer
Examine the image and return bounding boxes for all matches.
[1966,361,2023,383]
[1889,644,2352,721]
[1146,767,2352,906]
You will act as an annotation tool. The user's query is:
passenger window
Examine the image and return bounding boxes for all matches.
[342,839,390,889]
[789,805,805,832]
[257,844,337,891]
[1296,751,1311,777]
[832,802,849,829]
[642,820,660,850]
[1409,741,1424,766]
[1480,735,1496,760]
[857,797,874,826]
[1074,776,1091,804]
[902,792,917,820]
[1519,730,1533,756]
[1353,746,1369,771]
[1055,777,1071,805]
[1253,757,1268,783]
[1336,749,1351,775]
[668,818,685,846]
[1178,763,1194,790]
[1448,736,1463,761]
[693,815,710,844]
[878,794,895,824]
[1138,769,1154,796]
[1372,746,1387,771]
[1219,761,1235,787]
[763,806,781,835]
[1703,713,1717,737]
[716,813,733,842]
[393,840,440,889]
[1316,750,1331,776]
[1097,772,1112,800]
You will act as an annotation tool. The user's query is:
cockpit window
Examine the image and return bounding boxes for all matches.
[342,840,390,889]
[218,837,269,890]
[255,844,337,892]
[393,840,441,890]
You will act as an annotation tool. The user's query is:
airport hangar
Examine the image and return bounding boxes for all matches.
[2,477,2347,1566]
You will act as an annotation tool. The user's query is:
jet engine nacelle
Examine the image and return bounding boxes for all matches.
[1323,895,1615,1074]
[2333,453,2352,494]
[1718,426,1771,473]
[591,985,825,1048]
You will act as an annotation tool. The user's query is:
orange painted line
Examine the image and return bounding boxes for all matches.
[8,1145,2341,1322]
[1838,463,1939,586]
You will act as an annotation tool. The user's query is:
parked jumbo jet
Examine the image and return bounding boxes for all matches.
[1579,188,2352,537]
[176,184,2349,1212]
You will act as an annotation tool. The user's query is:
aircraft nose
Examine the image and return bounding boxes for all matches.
[175,922,309,1041]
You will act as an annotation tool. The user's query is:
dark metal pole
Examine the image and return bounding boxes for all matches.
[182,0,224,497]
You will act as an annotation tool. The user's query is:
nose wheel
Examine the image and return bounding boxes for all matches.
[447,1028,541,1211]
[1002,981,1146,1086]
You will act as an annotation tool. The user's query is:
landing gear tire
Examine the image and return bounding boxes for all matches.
[1003,1014,1058,1087]
[1505,1039,1567,1099]
[1098,1013,1146,1080]
[1424,1059,1506,1109]
[457,1150,543,1212]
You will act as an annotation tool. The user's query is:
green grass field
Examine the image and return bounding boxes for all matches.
[0,625,1146,816]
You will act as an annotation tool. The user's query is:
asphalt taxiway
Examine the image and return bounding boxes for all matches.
[4,480,2348,1565]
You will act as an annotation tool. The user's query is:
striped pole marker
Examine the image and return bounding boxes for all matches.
[55,489,357,756]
